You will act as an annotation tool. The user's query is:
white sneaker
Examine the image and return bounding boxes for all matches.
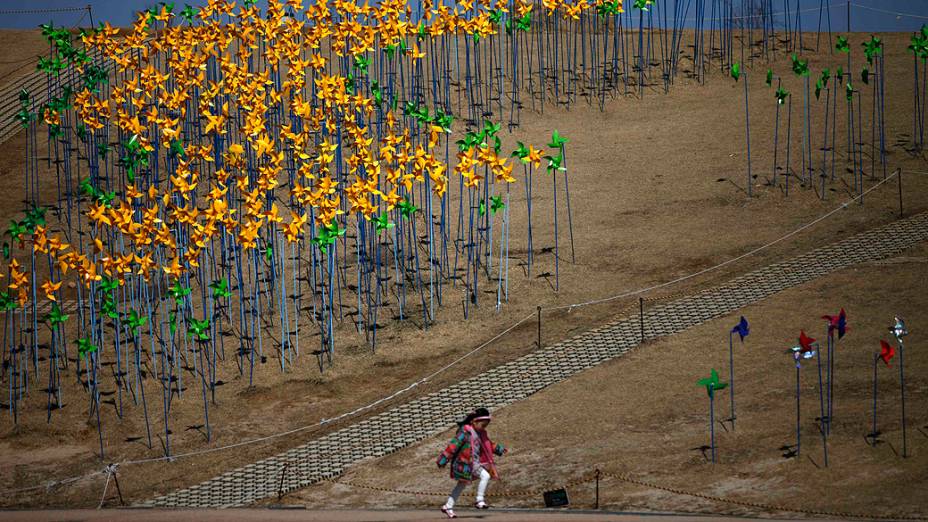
[441,506,457,518]
[475,500,489,509]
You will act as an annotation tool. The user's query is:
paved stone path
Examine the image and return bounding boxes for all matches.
[142,212,928,508]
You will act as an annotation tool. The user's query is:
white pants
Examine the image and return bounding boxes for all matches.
[443,468,491,509]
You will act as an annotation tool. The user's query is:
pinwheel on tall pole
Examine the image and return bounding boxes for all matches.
[786,331,818,460]
[731,62,752,197]
[889,317,909,457]
[728,316,749,430]
[908,26,928,151]
[697,369,728,463]
[821,308,848,434]
[868,340,896,446]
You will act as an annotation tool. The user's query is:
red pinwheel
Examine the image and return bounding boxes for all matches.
[821,308,849,339]
[798,330,816,354]
[879,340,896,366]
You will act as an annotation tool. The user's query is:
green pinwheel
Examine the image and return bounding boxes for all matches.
[81,65,109,93]
[265,244,273,263]
[181,4,198,23]
[187,318,211,341]
[14,106,35,128]
[119,134,150,184]
[98,277,120,320]
[836,35,850,53]
[478,200,487,217]
[402,101,431,126]
[488,9,503,24]
[5,220,29,245]
[37,56,65,76]
[456,131,482,152]
[547,129,569,149]
[169,139,186,159]
[512,141,530,162]
[633,0,653,11]
[124,309,147,334]
[169,280,191,305]
[353,54,371,75]
[596,0,622,19]
[697,368,728,463]
[545,153,567,173]
[383,40,408,59]
[370,80,383,105]
[312,218,346,253]
[697,368,729,397]
[775,86,790,105]
[98,277,119,294]
[0,291,18,312]
[24,205,47,229]
[490,195,505,214]
[846,82,854,101]
[344,71,355,92]
[398,198,418,219]
[43,302,69,330]
[815,69,830,100]
[790,54,809,77]
[909,28,928,60]
[730,62,741,82]
[209,278,232,299]
[861,67,870,85]
[481,120,502,153]
[76,337,98,359]
[766,68,773,87]
[862,35,882,65]
[373,213,394,233]
[433,109,454,133]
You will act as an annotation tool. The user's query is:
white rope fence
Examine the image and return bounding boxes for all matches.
[851,3,928,21]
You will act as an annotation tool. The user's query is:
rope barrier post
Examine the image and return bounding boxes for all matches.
[594,468,600,510]
[277,462,290,500]
[898,168,904,218]
[87,4,94,27]
[97,464,123,508]
[111,465,125,506]
[639,297,645,343]
[536,306,542,349]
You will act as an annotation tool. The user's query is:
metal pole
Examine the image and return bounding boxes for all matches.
[900,340,907,458]
[87,4,94,27]
[594,469,600,509]
[639,297,645,342]
[796,364,801,457]
[871,353,878,445]
[536,305,542,349]
[898,168,904,218]
[729,331,736,430]
[709,387,716,463]
[846,0,850,33]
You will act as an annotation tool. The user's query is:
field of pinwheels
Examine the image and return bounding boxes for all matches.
[1,0,928,511]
